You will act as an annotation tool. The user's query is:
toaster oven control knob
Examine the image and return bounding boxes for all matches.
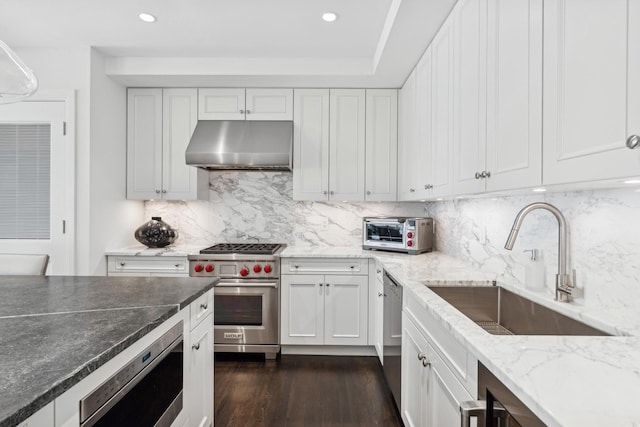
[407,240,414,247]
[264,264,273,274]
[194,264,204,273]
[407,232,414,239]
[205,264,214,273]
[253,264,262,273]
[240,267,249,277]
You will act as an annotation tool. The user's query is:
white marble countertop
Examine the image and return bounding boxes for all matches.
[107,243,640,425]
[282,246,640,426]
[105,244,203,256]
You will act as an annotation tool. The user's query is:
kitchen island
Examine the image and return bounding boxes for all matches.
[0,275,216,427]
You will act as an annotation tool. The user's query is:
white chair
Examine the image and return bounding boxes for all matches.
[0,254,49,275]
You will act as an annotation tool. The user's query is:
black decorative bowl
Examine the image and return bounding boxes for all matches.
[134,217,178,248]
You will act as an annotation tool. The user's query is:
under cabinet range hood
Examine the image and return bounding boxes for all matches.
[185,120,293,171]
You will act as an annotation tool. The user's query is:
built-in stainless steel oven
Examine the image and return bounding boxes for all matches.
[80,321,184,427]
[189,243,284,359]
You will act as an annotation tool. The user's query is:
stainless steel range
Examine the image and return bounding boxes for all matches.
[188,243,284,359]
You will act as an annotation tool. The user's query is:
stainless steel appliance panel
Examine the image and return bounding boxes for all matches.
[383,271,403,410]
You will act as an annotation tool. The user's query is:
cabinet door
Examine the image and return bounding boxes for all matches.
[431,18,455,198]
[292,89,330,201]
[245,88,293,121]
[197,88,245,120]
[329,89,366,201]
[485,0,542,192]
[425,341,474,427]
[452,0,487,196]
[415,48,434,200]
[401,314,428,427]
[365,89,398,201]
[281,275,325,345]
[630,1,640,147]
[324,275,368,346]
[188,314,214,427]
[127,88,163,199]
[543,0,640,184]
[398,70,419,200]
[374,276,384,364]
[162,89,206,200]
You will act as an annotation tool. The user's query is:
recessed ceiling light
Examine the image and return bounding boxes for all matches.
[623,179,640,184]
[139,13,157,23]
[532,188,547,192]
[322,12,338,22]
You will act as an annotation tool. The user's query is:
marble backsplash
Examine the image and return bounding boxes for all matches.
[424,188,640,316]
[146,171,640,321]
[145,171,425,247]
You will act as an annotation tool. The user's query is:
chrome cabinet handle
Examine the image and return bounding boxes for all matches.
[246,109,251,114]
[239,109,245,114]
[366,190,371,195]
[475,172,481,179]
[377,292,383,297]
[627,135,640,149]
[330,190,335,195]
[326,283,330,287]
[417,352,426,361]
[319,283,323,287]
[424,184,433,190]
[350,265,355,269]
[162,189,167,193]
[119,262,126,267]
[376,269,381,273]
[175,264,180,268]
[409,188,415,192]
[200,302,208,310]
[323,191,328,195]
[192,342,200,350]
[155,189,161,194]
[422,357,430,367]
[294,265,299,269]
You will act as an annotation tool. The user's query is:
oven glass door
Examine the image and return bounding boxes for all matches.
[365,222,405,245]
[214,280,279,345]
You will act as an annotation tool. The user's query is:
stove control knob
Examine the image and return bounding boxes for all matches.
[264,264,273,274]
[253,264,262,273]
[240,267,249,277]
[407,232,414,239]
[194,264,204,273]
[205,264,214,273]
[407,240,414,247]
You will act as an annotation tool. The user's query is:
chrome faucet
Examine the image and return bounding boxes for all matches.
[504,202,575,302]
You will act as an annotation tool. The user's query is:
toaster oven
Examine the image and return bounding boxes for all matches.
[362,217,434,255]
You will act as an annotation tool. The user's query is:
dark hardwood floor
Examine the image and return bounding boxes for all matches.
[214,354,403,427]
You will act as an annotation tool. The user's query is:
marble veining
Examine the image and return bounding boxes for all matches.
[145,171,426,247]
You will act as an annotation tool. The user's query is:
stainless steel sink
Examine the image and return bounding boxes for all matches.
[427,286,609,336]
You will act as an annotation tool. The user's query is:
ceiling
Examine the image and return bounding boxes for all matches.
[0,0,458,87]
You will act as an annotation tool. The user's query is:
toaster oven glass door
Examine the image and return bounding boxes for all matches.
[366,223,404,243]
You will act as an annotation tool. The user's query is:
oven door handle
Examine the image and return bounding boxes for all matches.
[216,282,279,288]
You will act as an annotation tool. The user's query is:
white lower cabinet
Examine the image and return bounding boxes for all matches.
[17,401,54,427]
[402,312,475,427]
[371,261,384,364]
[187,313,214,427]
[281,258,369,347]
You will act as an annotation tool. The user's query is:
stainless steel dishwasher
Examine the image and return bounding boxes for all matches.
[383,271,403,411]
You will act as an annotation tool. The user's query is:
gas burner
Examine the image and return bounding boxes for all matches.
[200,243,283,255]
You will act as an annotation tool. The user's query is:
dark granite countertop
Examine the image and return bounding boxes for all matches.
[0,275,217,427]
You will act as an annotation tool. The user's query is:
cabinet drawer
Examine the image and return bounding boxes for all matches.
[190,290,213,331]
[108,256,188,275]
[403,288,477,395]
[281,258,368,275]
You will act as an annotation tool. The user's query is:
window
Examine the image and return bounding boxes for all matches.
[0,123,51,239]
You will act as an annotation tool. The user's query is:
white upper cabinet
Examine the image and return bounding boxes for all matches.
[431,17,455,198]
[329,89,366,201]
[398,69,419,200]
[416,49,434,200]
[485,0,542,192]
[198,88,245,120]
[245,88,293,120]
[365,89,398,201]
[452,0,488,196]
[293,89,330,201]
[127,88,208,200]
[294,88,397,202]
[543,0,640,184]
[198,88,293,121]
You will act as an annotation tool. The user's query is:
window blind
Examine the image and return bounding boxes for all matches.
[0,123,51,239]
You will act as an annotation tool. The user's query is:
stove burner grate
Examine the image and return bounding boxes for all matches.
[199,243,283,255]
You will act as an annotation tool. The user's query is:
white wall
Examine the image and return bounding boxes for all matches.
[145,171,426,247]
[89,48,144,274]
[424,188,640,328]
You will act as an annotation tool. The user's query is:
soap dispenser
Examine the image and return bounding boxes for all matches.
[523,249,545,291]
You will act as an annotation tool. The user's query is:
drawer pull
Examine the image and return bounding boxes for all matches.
[192,343,200,350]
[350,265,355,269]
[175,264,180,268]
[294,265,299,269]
[418,352,426,361]
[119,262,126,267]
[200,302,208,310]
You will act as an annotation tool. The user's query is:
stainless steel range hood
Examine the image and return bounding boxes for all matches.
[185,120,293,171]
